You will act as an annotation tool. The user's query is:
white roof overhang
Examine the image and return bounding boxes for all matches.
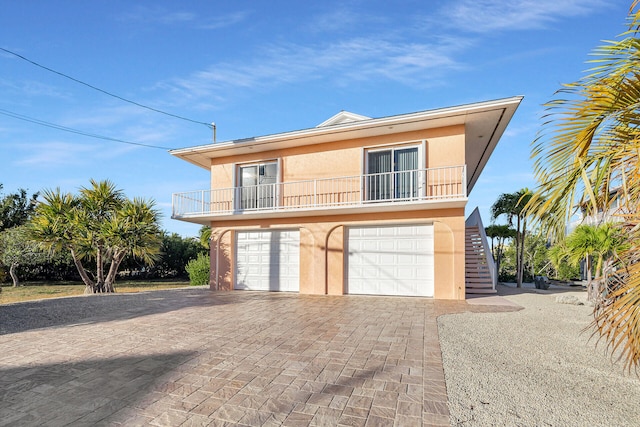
[170,96,523,194]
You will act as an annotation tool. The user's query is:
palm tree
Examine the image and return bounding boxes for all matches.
[79,179,126,292]
[566,225,599,298]
[485,224,515,279]
[30,180,162,294]
[101,198,162,292]
[30,188,96,291]
[547,240,571,280]
[491,189,532,287]
[199,225,212,249]
[526,2,640,371]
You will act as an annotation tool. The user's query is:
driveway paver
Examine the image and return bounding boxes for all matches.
[0,289,515,426]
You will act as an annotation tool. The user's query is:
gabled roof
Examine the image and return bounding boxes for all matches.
[170,96,523,194]
[316,111,371,127]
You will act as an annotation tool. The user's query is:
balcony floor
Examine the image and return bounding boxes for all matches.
[172,197,467,225]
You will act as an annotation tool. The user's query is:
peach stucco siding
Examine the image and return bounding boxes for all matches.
[208,208,466,300]
[209,125,465,189]
[203,123,468,300]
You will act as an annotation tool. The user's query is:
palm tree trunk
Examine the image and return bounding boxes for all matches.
[104,250,125,293]
[496,242,503,279]
[586,256,594,301]
[70,248,95,293]
[516,216,522,287]
[519,218,527,286]
[94,245,105,293]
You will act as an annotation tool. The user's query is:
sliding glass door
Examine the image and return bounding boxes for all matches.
[367,147,418,201]
[239,162,277,209]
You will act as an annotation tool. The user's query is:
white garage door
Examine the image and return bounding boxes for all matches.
[347,224,434,297]
[235,230,300,292]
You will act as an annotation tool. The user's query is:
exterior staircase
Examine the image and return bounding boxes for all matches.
[465,208,497,295]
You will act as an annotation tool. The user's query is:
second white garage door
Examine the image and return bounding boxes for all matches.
[235,230,300,292]
[347,224,434,297]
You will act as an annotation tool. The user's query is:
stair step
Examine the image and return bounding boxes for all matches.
[466,280,494,286]
[465,224,496,296]
[466,288,498,294]
[466,275,491,279]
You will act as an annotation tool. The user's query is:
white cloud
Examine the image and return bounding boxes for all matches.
[12,139,140,167]
[119,6,249,30]
[198,11,251,30]
[438,0,606,33]
[161,35,467,101]
[0,78,70,100]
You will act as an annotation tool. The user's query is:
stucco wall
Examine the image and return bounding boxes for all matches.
[208,207,466,300]
[209,125,465,189]
[204,123,467,299]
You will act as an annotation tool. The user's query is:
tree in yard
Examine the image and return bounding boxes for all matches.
[30,179,162,294]
[0,184,39,232]
[152,232,205,278]
[526,2,640,371]
[565,224,625,301]
[0,184,40,287]
[0,225,47,287]
[547,241,579,281]
[491,189,532,287]
[199,225,212,249]
[523,232,550,281]
[485,224,515,279]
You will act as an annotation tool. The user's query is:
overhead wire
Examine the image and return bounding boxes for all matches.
[0,46,213,129]
[0,108,173,150]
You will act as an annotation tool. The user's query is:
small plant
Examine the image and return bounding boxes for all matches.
[185,254,210,286]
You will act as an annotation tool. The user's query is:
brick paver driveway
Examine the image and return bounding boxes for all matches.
[0,289,477,426]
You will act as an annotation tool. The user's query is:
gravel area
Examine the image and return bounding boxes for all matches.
[439,284,640,426]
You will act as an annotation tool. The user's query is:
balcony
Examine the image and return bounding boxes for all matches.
[172,165,467,222]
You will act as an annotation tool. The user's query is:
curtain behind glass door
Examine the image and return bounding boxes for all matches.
[367,151,392,200]
[394,147,418,199]
[258,163,277,208]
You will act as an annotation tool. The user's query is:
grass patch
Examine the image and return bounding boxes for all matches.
[0,280,191,305]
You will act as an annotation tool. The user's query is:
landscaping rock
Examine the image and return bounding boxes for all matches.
[555,294,584,305]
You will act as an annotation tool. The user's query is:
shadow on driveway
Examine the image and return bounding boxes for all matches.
[0,351,196,425]
[0,288,251,335]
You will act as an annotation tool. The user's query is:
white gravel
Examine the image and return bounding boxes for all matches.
[438,284,640,427]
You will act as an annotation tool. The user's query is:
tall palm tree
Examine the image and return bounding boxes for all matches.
[491,189,531,287]
[527,2,640,371]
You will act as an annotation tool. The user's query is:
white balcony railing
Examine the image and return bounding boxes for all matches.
[172,165,466,218]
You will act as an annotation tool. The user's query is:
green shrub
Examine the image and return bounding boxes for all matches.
[185,254,210,286]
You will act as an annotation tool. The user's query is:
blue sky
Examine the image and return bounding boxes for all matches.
[0,1,632,236]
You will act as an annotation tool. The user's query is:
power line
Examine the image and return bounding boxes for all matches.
[0,46,213,129]
[0,108,173,150]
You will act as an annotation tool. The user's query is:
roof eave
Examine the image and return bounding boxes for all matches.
[170,96,524,191]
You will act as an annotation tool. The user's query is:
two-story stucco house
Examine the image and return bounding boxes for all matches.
[170,97,522,299]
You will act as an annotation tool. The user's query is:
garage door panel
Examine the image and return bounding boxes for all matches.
[235,230,300,292]
[347,224,434,297]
